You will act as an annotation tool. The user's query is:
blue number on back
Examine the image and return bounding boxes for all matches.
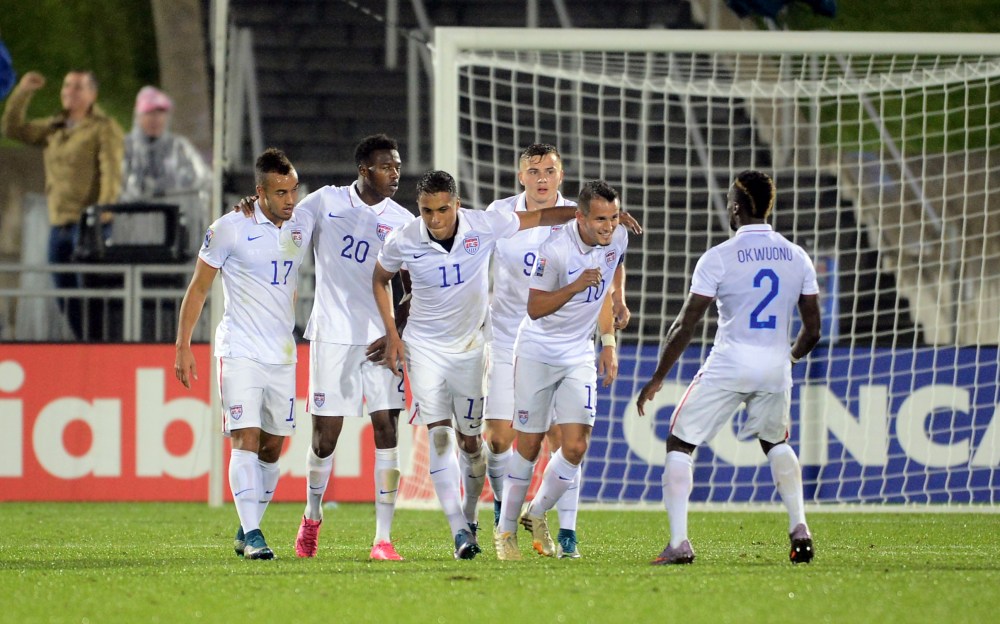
[523,252,536,276]
[749,268,779,329]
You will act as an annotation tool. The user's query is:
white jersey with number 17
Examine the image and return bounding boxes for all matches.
[199,202,316,365]
[691,223,819,393]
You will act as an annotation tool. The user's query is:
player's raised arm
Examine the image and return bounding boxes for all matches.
[174,259,219,388]
[635,293,713,416]
[372,261,405,377]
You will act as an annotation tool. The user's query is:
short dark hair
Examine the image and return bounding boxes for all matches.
[255,147,294,187]
[731,170,775,219]
[355,133,399,167]
[577,180,619,215]
[416,170,458,197]
[519,143,560,164]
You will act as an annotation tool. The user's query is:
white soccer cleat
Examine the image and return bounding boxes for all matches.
[495,531,522,561]
[519,512,556,557]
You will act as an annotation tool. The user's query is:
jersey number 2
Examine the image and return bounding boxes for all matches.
[749,268,779,329]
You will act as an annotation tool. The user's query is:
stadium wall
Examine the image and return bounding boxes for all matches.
[0,344,996,503]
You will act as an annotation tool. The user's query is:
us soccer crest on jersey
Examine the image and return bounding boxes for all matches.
[515,222,629,366]
[300,183,415,346]
[376,208,521,353]
[199,201,315,365]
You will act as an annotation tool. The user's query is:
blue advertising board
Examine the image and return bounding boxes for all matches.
[588,345,999,504]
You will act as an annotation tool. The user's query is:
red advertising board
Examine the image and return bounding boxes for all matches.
[0,344,397,501]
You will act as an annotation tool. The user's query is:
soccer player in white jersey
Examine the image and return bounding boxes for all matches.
[175,148,314,560]
[290,134,415,561]
[372,170,578,560]
[495,180,628,561]
[636,169,822,565]
[485,144,635,559]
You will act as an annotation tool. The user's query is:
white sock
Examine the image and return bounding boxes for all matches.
[663,451,693,548]
[556,461,581,531]
[257,459,280,526]
[304,446,333,522]
[427,427,467,537]
[229,448,261,533]
[527,448,578,517]
[499,451,535,533]
[767,443,807,532]
[486,446,513,503]
[374,447,400,543]
[459,440,486,525]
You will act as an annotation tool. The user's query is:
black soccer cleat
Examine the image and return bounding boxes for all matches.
[789,523,814,564]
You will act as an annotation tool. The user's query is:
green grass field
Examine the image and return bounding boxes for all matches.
[1,504,998,624]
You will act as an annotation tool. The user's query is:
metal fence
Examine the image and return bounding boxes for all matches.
[0,262,316,343]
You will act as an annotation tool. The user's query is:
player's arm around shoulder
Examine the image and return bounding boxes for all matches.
[516,204,576,230]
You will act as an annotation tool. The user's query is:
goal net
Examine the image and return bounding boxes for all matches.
[401,28,1000,507]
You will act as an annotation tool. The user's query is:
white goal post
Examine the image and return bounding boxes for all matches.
[413,27,1000,507]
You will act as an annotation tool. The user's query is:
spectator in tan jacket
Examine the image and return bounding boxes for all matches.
[1,69,124,339]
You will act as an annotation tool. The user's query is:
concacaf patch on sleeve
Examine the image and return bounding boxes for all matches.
[534,257,547,277]
[203,228,214,249]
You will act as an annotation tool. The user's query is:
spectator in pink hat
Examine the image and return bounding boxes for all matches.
[122,85,210,200]
[121,85,211,254]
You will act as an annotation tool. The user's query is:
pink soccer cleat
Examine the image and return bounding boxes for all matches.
[370,540,403,561]
[295,516,322,558]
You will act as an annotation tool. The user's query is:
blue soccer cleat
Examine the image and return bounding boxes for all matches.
[234,526,246,557]
[243,528,275,560]
[453,528,481,560]
[556,528,581,559]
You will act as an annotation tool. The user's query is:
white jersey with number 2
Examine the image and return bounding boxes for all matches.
[691,223,819,393]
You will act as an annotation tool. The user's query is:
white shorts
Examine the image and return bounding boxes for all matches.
[484,343,515,421]
[218,356,296,437]
[512,357,597,434]
[308,341,406,417]
[669,376,790,447]
[405,341,485,436]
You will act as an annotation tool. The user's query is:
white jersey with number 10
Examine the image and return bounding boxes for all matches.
[487,191,575,350]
